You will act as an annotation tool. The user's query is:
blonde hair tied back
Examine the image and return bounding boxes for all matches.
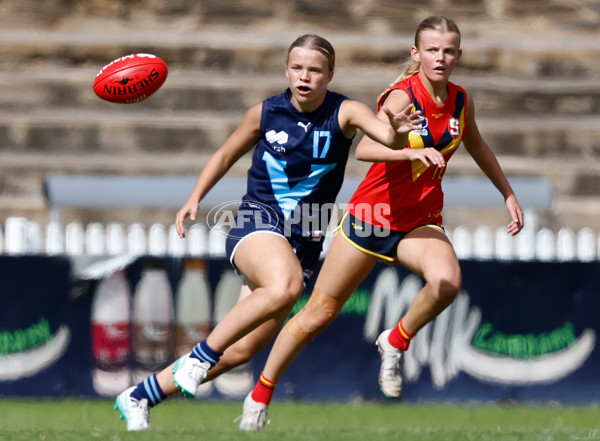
[378,16,461,103]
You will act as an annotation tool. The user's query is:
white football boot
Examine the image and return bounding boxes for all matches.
[114,386,150,431]
[376,329,403,398]
[237,392,270,431]
[172,353,211,399]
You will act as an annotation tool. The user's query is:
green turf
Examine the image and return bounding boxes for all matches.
[0,398,598,441]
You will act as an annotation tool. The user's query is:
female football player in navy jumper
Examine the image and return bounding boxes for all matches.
[240,16,524,430]
[114,34,425,431]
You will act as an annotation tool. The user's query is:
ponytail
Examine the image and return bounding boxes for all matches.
[377,58,420,105]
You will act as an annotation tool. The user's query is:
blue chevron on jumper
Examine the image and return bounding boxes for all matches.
[262,151,336,219]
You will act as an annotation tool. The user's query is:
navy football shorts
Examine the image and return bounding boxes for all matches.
[225,201,322,284]
[339,212,444,263]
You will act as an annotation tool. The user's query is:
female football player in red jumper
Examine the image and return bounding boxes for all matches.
[240,15,524,430]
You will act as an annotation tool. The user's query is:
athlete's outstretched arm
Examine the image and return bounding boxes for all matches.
[338,94,424,151]
[175,104,262,237]
[353,90,446,168]
[462,95,524,235]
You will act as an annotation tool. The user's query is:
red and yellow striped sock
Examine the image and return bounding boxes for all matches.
[250,372,278,405]
[388,319,414,351]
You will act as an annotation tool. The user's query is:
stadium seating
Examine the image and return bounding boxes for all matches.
[0,0,598,241]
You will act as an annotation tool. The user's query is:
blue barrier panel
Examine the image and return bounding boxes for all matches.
[0,256,81,395]
[0,256,598,404]
[274,260,599,404]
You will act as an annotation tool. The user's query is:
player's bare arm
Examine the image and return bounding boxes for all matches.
[354,91,444,167]
[339,99,422,150]
[175,104,262,237]
[462,95,523,234]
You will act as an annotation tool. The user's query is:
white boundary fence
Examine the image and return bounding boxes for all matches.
[2,217,225,258]
[2,215,599,261]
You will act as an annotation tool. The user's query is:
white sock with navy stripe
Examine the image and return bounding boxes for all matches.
[131,373,167,407]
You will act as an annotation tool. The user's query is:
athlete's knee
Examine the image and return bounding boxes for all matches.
[427,267,461,304]
[438,278,460,304]
[287,287,344,344]
[265,273,305,313]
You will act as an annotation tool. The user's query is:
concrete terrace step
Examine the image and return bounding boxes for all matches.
[0,107,598,156]
[0,151,596,199]
[0,0,600,31]
[1,66,600,116]
[449,154,600,203]
[2,0,598,38]
[0,150,215,172]
[0,109,240,154]
[0,27,598,77]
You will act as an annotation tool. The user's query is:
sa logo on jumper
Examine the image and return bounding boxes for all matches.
[448,118,460,138]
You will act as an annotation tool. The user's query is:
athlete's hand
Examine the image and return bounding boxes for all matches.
[382,103,425,135]
[406,147,446,168]
[505,194,524,236]
[175,199,200,238]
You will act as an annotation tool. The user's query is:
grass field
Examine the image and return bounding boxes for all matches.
[0,398,598,441]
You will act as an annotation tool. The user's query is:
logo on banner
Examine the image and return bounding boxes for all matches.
[364,268,596,388]
[0,319,71,381]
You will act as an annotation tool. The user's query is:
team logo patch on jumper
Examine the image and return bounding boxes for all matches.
[266,130,289,145]
[411,117,429,136]
[448,118,460,138]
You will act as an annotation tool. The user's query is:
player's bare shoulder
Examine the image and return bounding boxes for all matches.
[380,88,412,113]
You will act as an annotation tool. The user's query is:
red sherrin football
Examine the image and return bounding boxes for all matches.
[93,53,168,103]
